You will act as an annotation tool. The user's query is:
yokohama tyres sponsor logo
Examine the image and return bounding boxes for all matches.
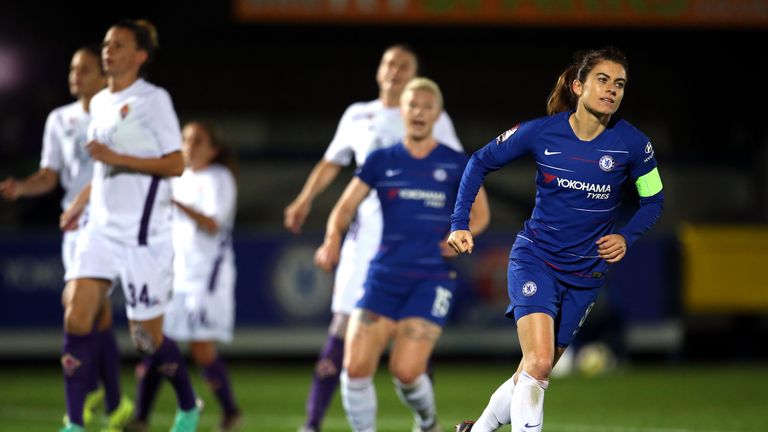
[396,188,446,208]
[555,177,612,193]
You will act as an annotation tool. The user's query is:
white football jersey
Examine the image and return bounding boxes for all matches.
[39,101,93,210]
[171,164,237,291]
[323,99,463,225]
[87,79,182,245]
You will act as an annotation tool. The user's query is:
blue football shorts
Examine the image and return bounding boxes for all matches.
[358,266,457,327]
[506,255,600,348]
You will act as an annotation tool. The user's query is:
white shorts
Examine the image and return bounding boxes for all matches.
[164,259,236,343]
[62,229,80,275]
[332,216,382,314]
[65,227,173,321]
[61,211,89,274]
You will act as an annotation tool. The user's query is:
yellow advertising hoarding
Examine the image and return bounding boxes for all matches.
[681,224,768,313]
[234,0,768,27]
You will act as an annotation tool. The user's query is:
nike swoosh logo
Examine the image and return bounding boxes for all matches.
[544,149,561,156]
[524,422,542,428]
[385,169,402,177]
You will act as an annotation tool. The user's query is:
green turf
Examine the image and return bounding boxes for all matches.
[0,361,766,431]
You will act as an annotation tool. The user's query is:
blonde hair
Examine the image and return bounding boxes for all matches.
[135,19,159,51]
[402,77,443,110]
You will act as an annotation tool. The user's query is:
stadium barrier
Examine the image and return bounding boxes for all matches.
[0,230,679,358]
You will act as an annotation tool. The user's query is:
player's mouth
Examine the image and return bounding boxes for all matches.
[411,120,426,128]
[599,97,615,104]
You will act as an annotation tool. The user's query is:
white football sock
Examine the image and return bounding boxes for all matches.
[341,369,377,432]
[472,375,516,431]
[393,374,436,429]
[510,371,548,432]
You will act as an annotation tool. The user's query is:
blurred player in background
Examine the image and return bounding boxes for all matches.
[128,121,241,431]
[315,78,490,432]
[449,47,664,432]
[59,19,200,432]
[284,44,463,432]
[0,45,135,430]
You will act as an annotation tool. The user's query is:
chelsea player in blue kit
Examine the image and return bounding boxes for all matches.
[315,78,490,432]
[450,48,664,432]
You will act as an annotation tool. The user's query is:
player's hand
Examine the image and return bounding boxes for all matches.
[60,204,83,231]
[314,240,340,272]
[447,230,474,254]
[440,239,459,258]
[0,177,21,201]
[284,199,311,234]
[597,234,627,263]
[86,141,121,165]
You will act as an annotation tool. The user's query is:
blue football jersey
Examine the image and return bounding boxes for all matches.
[452,111,664,287]
[357,143,468,272]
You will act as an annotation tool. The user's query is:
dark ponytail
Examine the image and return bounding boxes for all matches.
[546,63,580,116]
[546,47,629,115]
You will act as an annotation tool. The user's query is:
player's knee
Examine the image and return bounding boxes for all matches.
[391,369,421,385]
[190,345,216,367]
[523,354,554,380]
[64,306,95,335]
[344,361,371,379]
[389,360,423,384]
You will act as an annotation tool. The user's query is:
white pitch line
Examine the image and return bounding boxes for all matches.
[544,423,738,432]
[0,406,746,432]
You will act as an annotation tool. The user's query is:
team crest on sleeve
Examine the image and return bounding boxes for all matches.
[495,124,519,144]
[598,155,615,172]
[433,168,447,182]
[522,281,537,297]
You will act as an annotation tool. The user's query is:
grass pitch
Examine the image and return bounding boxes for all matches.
[0,360,766,431]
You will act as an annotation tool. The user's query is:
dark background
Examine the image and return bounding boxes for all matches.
[1,1,767,230]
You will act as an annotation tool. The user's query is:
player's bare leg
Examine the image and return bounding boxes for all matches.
[390,317,442,432]
[340,308,397,432]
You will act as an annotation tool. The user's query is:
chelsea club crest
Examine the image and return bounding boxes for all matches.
[599,155,615,172]
[433,168,447,182]
[522,281,537,297]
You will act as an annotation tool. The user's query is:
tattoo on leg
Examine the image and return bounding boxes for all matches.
[402,321,440,343]
[131,324,156,355]
[358,310,381,326]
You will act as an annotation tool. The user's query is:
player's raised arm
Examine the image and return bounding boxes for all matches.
[284,159,343,234]
[314,177,370,272]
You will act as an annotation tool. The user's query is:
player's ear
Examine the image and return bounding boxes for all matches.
[571,79,583,97]
[135,50,149,67]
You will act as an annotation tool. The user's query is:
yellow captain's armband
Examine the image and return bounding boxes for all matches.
[635,167,663,197]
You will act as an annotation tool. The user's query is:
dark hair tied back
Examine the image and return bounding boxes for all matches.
[546,46,629,115]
